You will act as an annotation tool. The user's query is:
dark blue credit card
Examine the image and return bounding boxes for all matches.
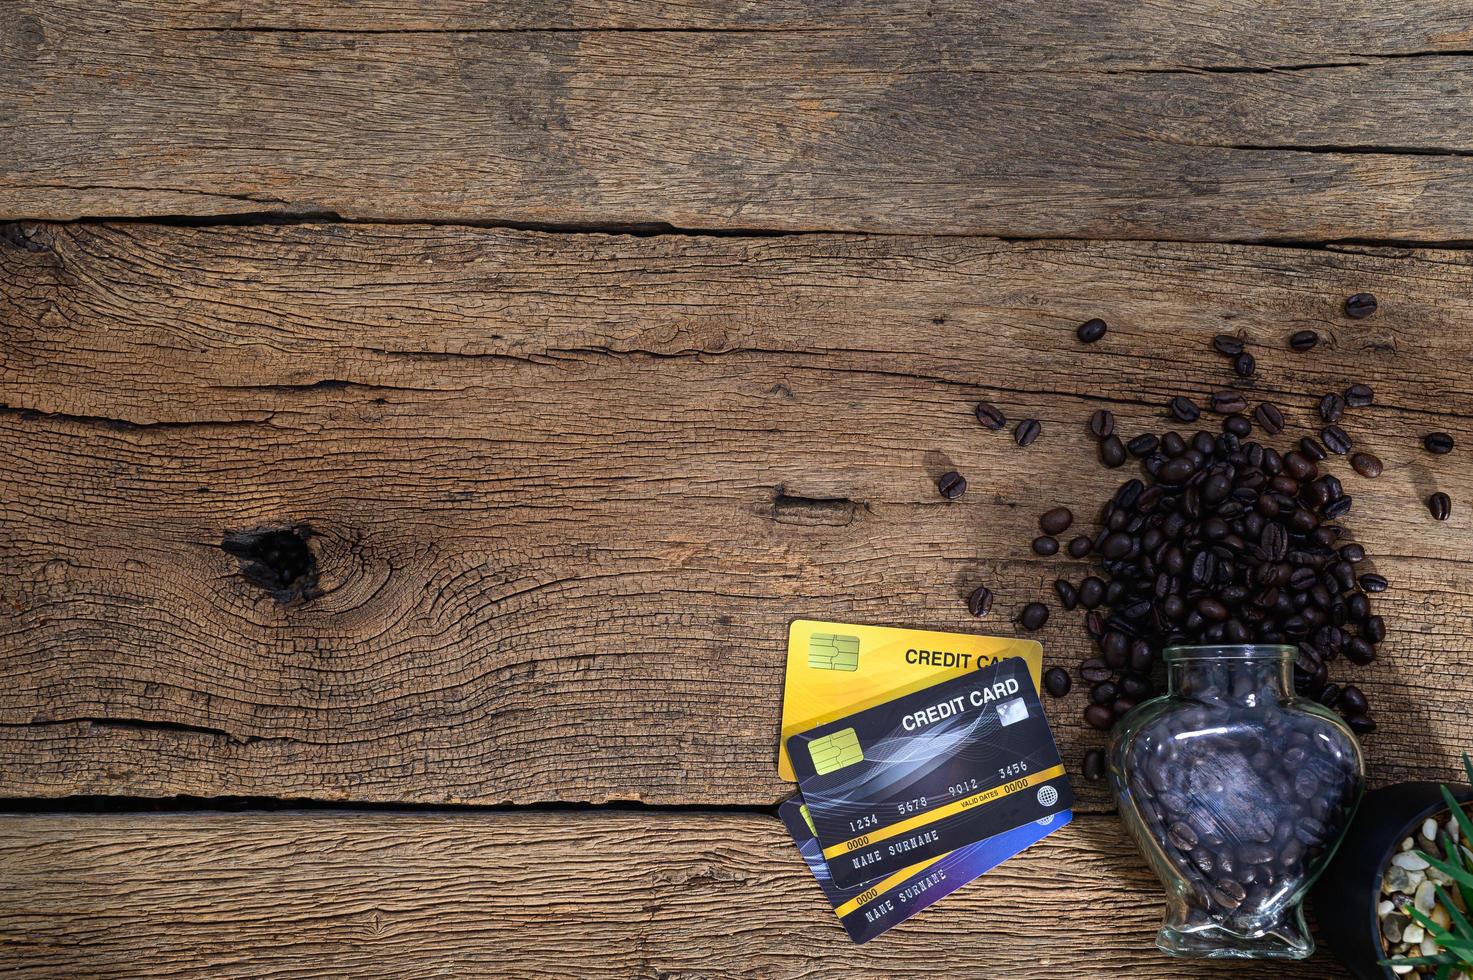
[780,795,1070,943]
[786,657,1072,888]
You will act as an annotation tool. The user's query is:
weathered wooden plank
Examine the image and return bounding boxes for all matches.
[5,1,1473,238]
[0,811,1351,978]
[2,223,1470,806]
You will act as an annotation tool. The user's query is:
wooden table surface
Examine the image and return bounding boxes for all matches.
[4,2,1473,977]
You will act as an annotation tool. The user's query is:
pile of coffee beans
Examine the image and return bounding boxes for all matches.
[955,295,1462,763]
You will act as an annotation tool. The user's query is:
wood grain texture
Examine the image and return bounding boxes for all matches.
[0,810,1352,979]
[6,1,1473,239]
[2,222,1471,807]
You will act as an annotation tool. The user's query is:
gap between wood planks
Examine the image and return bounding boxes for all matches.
[9,213,1473,252]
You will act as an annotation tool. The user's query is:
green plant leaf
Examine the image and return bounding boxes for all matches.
[1424,851,1473,892]
[1435,963,1452,980]
[1434,882,1473,939]
[1384,953,1457,967]
[1442,785,1473,860]
[1462,752,1472,789]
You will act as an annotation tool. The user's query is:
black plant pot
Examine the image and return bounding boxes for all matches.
[1312,780,1473,980]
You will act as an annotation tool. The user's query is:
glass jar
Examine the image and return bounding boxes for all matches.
[1109,644,1365,959]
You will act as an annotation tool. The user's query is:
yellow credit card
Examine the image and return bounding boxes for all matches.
[777,619,1043,781]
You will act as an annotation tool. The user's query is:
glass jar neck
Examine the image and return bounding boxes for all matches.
[1166,648,1294,706]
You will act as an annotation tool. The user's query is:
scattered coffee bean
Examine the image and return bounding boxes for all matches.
[1119,434,1154,457]
[1359,573,1389,593]
[1428,492,1452,522]
[1055,579,1079,610]
[1350,452,1382,478]
[1212,335,1245,356]
[1077,318,1108,343]
[1424,432,1455,455]
[1080,658,1112,683]
[1015,419,1041,447]
[1233,352,1256,378]
[1254,402,1285,435]
[1299,436,1327,461]
[1090,681,1119,706]
[967,585,995,617]
[1033,535,1060,556]
[1083,704,1115,730]
[1100,434,1127,468]
[1344,383,1374,408]
[1044,666,1072,698]
[1090,409,1115,439]
[1320,393,1345,423]
[1078,576,1105,609]
[1347,714,1377,735]
[1083,749,1106,781]
[1170,396,1200,423]
[1288,330,1319,352]
[1067,535,1093,558]
[937,471,967,499]
[1211,391,1249,414]
[1019,602,1050,631]
[1040,507,1074,535]
[1321,425,1351,455]
[1344,293,1378,319]
[975,401,1007,430]
[1222,415,1251,438]
[1339,685,1369,716]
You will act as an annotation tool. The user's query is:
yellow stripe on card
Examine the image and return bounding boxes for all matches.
[820,764,1067,860]
[831,853,949,919]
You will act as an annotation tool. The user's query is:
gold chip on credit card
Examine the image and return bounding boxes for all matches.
[808,632,860,671]
[807,727,863,775]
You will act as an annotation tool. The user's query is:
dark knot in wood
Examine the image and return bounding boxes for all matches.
[221,525,321,604]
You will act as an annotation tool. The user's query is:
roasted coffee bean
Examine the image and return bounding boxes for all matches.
[1364,615,1386,643]
[1080,658,1112,683]
[1344,293,1377,319]
[1233,352,1256,378]
[1222,415,1252,438]
[1078,576,1106,609]
[1359,573,1389,593]
[1254,402,1285,435]
[1344,383,1374,408]
[1347,714,1377,735]
[1082,749,1106,781]
[1341,543,1366,563]
[1211,391,1249,414]
[937,471,967,499]
[1212,334,1245,356]
[1425,432,1456,455]
[1019,602,1050,630]
[1055,579,1079,610]
[1091,681,1119,705]
[1319,393,1345,423]
[975,401,1007,430]
[1170,396,1201,423]
[1350,452,1382,478]
[1289,330,1319,352]
[1015,418,1041,447]
[1323,496,1353,519]
[967,585,995,617]
[1321,425,1351,455]
[1040,507,1074,535]
[1043,666,1072,698]
[1283,451,1317,481]
[1100,434,1127,468]
[1077,318,1108,343]
[1429,491,1452,522]
[1067,535,1093,558]
[1299,436,1327,461]
[1127,433,1160,457]
[1033,535,1060,556]
[1339,685,1368,716]
[1083,704,1115,730]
